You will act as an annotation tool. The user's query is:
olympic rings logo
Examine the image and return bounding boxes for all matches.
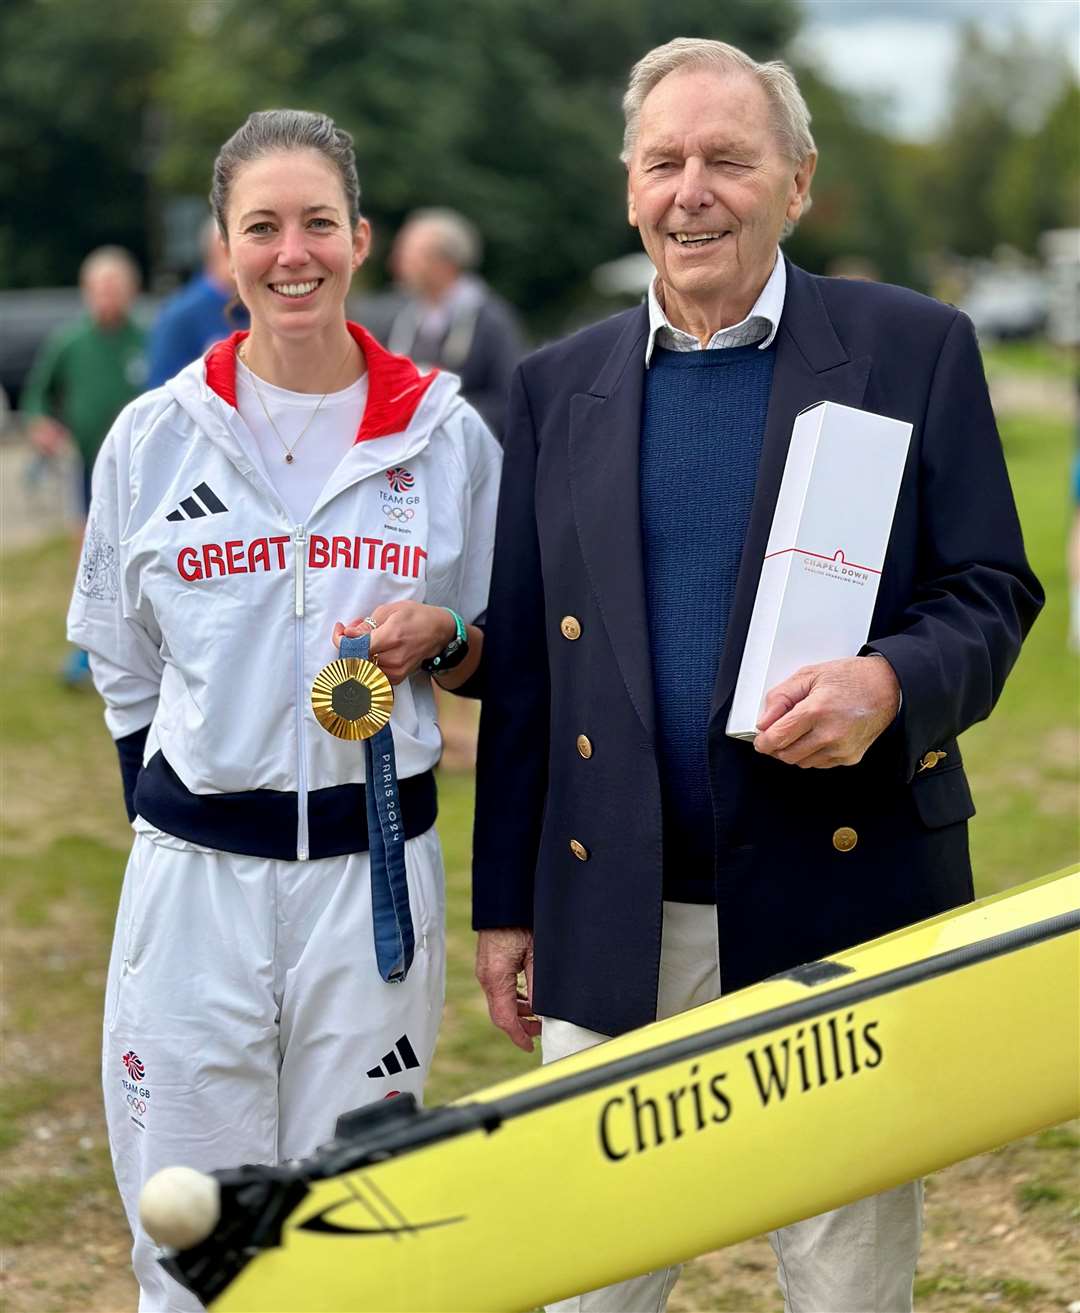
[126,1094,147,1114]
[382,506,415,522]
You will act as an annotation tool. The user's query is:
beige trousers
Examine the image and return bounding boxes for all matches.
[542,902,923,1313]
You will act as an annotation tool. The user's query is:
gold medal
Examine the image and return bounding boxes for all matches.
[310,657,394,741]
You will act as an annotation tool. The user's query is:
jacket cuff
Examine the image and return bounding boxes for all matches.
[861,636,940,782]
[115,725,150,823]
[441,664,485,700]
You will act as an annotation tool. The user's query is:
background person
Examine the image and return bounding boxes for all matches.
[21,245,147,682]
[145,217,249,388]
[386,207,525,441]
[472,37,1042,1313]
[22,245,146,521]
[68,108,501,1312]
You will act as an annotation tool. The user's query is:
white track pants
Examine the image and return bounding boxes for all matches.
[542,902,923,1313]
[103,828,446,1312]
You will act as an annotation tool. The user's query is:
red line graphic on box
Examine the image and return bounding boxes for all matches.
[762,547,881,576]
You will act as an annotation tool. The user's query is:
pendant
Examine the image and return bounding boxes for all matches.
[311,657,394,740]
[285,453,294,464]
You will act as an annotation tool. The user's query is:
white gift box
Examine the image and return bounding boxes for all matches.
[726,401,913,741]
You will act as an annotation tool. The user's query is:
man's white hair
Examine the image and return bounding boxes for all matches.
[406,208,482,271]
[621,37,816,173]
[78,245,141,288]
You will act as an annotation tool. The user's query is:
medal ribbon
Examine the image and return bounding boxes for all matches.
[340,635,414,983]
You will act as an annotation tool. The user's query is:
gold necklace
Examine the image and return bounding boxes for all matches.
[238,340,356,464]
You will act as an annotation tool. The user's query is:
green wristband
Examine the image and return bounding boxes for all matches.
[444,608,466,644]
[421,608,469,674]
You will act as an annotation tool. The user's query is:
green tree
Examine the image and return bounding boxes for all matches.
[784,68,922,290]
[155,0,801,327]
[931,23,1076,259]
[8,0,934,329]
[990,78,1080,254]
[0,0,187,285]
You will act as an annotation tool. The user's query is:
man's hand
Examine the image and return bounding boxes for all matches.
[475,927,541,1053]
[27,416,70,458]
[754,655,900,768]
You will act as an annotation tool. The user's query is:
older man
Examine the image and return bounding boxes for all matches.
[472,37,1042,1313]
[386,208,524,440]
[23,246,147,683]
[23,246,146,520]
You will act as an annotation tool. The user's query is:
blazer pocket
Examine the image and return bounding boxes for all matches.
[910,760,975,829]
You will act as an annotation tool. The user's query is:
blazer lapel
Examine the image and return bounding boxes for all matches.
[710,262,872,720]
[569,306,655,742]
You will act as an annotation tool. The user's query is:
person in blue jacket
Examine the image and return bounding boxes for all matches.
[146,219,248,388]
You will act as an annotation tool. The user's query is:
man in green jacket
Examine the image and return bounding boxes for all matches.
[23,245,146,680]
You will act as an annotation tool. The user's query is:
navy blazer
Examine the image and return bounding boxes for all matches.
[472,260,1043,1037]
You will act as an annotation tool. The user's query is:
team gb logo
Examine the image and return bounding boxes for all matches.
[385,467,415,493]
[122,1051,145,1081]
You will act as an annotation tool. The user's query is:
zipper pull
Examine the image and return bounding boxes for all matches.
[294,525,306,617]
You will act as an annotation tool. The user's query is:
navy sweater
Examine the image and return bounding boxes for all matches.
[640,344,775,902]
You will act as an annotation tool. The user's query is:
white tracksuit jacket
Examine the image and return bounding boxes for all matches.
[68,325,502,858]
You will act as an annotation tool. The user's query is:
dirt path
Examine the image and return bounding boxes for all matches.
[0,439,79,551]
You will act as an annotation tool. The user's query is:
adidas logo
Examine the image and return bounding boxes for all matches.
[166,482,228,522]
[366,1033,420,1079]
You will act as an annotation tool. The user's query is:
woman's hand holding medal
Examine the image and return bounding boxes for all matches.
[332,602,457,685]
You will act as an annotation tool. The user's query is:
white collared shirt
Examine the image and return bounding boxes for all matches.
[645,250,787,366]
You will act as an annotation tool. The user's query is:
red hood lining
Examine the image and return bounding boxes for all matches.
[203,322,440,443]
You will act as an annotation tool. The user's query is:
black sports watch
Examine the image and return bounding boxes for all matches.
[421,608,469,674]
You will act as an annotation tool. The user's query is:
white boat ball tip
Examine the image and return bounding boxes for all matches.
[140,1166,221,1250]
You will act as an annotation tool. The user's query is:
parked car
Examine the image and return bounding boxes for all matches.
[960,269,1050,342]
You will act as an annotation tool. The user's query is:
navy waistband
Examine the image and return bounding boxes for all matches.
[133,751,438,861]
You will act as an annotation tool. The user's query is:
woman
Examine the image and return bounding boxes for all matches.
[68,110,501,1311]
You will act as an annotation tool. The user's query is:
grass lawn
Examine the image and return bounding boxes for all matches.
[1,405,1076,1312]
[962,411,1078,890]
[981,340,1078,381]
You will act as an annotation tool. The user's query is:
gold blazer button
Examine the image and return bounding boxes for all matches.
[560,615,582,641]
[832,826,858,853]
[576,734,593,759]
[569,839,590,861]
[918,750,947,772]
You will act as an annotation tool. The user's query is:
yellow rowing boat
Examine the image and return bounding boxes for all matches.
[154,867,1080,1312]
